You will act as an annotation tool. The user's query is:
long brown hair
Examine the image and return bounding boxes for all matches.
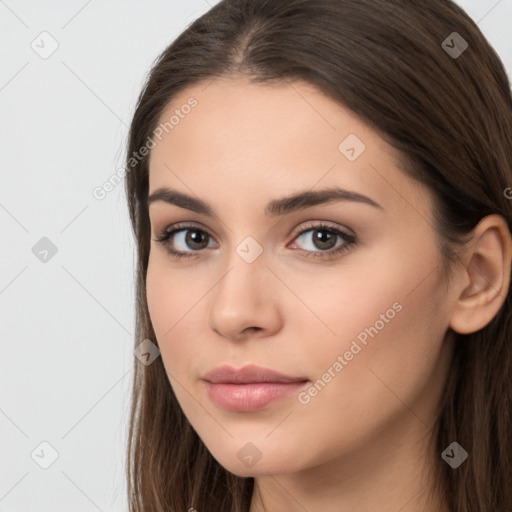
[124,1,512,510]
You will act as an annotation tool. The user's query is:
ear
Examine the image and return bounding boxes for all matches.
[449,214,512,335]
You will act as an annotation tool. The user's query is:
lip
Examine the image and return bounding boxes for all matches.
[203,364,307,384]
[202,364,309,412]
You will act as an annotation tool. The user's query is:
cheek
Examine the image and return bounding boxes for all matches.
[294,245,450,426]
[146,253,198,332]
[146,256,212,376]
[306,230,446,348]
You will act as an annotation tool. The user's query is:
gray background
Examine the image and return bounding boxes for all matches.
[0,1,511,510]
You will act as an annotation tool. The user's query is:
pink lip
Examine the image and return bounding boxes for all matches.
[202,364,309,412]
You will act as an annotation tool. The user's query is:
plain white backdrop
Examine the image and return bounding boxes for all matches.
[0,1,511,510]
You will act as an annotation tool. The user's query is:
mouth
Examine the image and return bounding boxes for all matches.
[202,364,309,412]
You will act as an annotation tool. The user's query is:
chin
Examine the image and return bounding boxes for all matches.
[204,441,306,478]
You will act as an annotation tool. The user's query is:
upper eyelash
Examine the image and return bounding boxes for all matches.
[153,222,357,260]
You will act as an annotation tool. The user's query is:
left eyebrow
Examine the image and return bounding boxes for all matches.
[146,185,383,217]
[265,186,383,216]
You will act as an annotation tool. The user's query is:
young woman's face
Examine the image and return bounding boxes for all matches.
[146,77,457,477]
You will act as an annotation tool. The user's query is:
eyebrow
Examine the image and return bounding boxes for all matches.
[147,186,383,217]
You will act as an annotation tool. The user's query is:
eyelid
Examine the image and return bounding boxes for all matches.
[289,219,355,239]
[154,221,217,241]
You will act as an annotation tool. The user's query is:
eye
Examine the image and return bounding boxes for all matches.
[153,223,216,259]
[288,222,356,259]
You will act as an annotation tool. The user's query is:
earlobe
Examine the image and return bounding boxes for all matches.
[449,215,512,335]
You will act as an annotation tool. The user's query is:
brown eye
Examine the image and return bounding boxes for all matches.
[180,229,210,250]
[308,228,338,250]
[154,224,217,259]
[290,223,356,258]
[157,228,213,251]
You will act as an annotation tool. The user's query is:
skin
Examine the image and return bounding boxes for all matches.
[146,76,512,511]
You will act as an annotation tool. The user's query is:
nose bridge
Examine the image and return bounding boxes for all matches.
[208,234,281,338]
[215,235,268,306]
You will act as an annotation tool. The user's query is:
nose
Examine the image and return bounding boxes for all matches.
[207,247,283,341]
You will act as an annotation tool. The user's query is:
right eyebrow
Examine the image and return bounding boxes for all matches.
[147,188,214,216]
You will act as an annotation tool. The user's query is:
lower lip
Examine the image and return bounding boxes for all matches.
[204,381,308,412]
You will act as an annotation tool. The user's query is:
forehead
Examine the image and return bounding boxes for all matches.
[147,76,425,217]
[150,76,379,164]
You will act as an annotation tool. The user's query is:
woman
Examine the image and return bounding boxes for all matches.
[124,0,512,510]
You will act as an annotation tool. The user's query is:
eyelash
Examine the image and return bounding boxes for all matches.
[153,221,357,261]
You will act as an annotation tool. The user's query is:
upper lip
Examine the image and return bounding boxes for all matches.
[202,364,308,384]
